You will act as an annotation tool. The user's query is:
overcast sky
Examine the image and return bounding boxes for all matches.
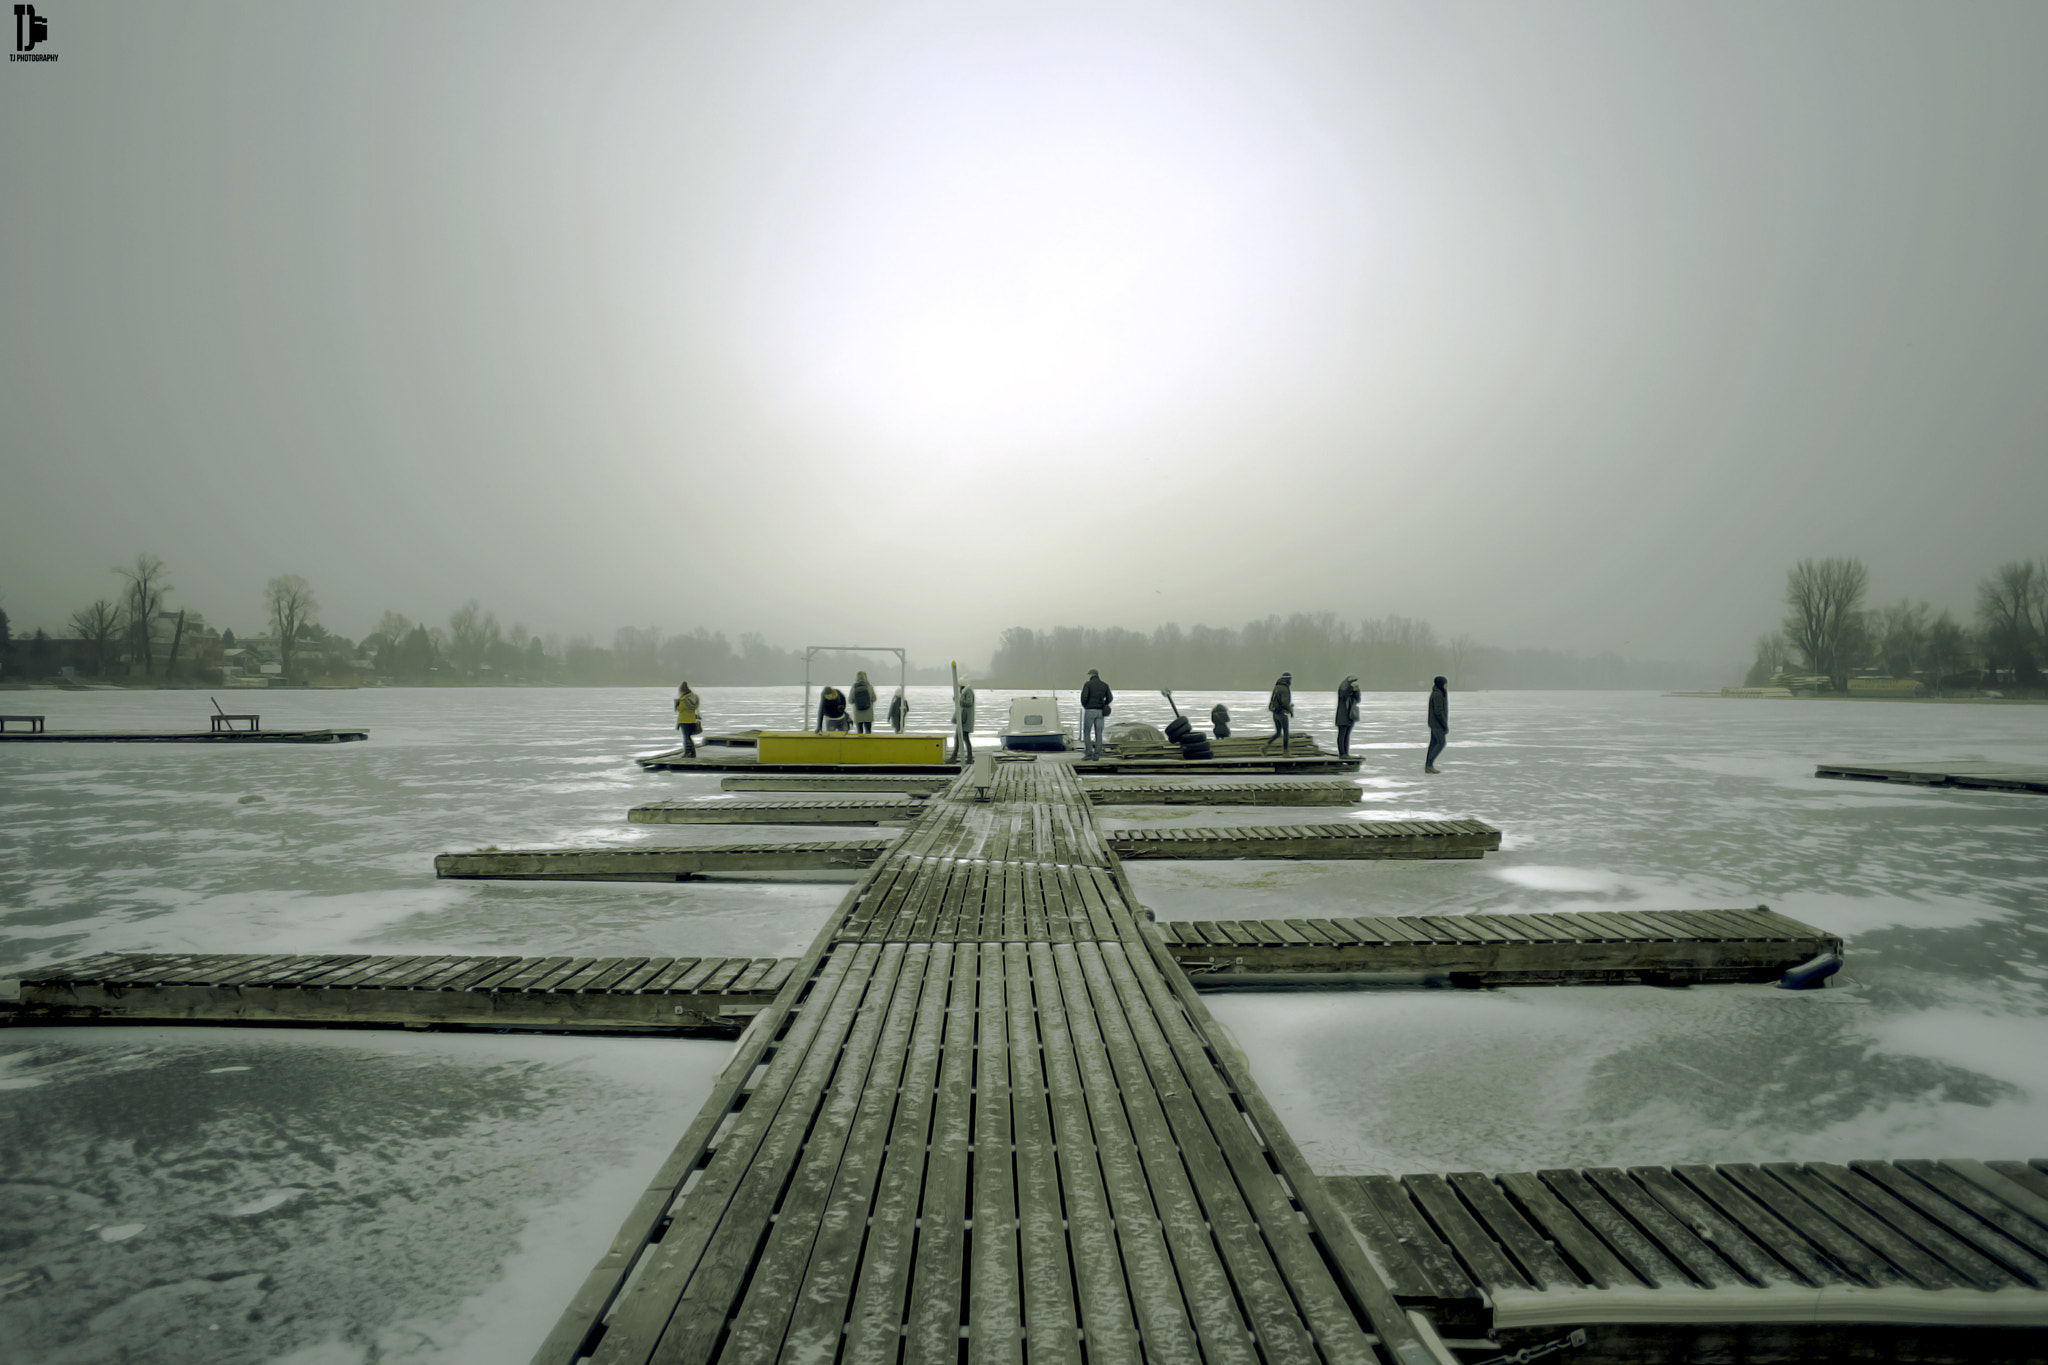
[4,1,2044,669]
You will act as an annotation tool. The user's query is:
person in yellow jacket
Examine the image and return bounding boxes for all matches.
[674,681,702,758]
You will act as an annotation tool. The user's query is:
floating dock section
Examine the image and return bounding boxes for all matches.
[1108,817,1501,861]
[434,839,894,881]
[0,728,368,744]
[1330,1158,2048,1352]
[14,951,793,1033]
[1816,761,2048,795]
[1160,906,1837,985]
[627,797,926,827]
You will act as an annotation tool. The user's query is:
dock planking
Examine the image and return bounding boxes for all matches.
[718,773,951,794]
[535,752,1439,1365]
[625,796,924,826]
[13,951,794,1033]
[636,749,959,774]
[1816,760,2048,795]
[1082,777,1364,806]
[434,838,893,881]
[1159,905,1840,984]
[1108,816,1501,860]
[1076,753,1362,774]
[1328,1159,2048,1357]
[0,728,368,743]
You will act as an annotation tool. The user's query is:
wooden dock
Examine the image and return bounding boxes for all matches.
[1816,761,2048,795]
[434,839,895,881]
[637,749,959,775]
[1077,754,1362,774]
[1083,778,1363,806]
[13,951,794,1033]
[1159,906,1838,985]
[720,773,951,794]
[1328,1157,2048,1353]
[0,728,368,744]
[1108,817,1500,860]
[533,755,1443,1365]
[626,797,925,826]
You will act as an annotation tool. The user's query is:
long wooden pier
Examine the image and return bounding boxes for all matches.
[628,797,926,826]
[1085,779,1363,806]
[534,757,1443,1365]
[435,839,894,881]
[1108,818,1500,861]
[1816,761,2048,794]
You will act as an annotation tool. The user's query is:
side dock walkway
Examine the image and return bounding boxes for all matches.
[538,759,1441,1365]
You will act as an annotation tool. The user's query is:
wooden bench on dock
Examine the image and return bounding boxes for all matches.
[1109,816,1501,860]
[210,713,260,732]
[1328,1157,2048,1353]
[0,714,46,732]
[1157,906,1839,985]
[14,951,795,1033]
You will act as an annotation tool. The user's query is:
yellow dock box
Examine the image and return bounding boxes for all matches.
[755,732,948,765]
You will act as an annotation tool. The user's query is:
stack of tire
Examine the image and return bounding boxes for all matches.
[1164,714,1213,760]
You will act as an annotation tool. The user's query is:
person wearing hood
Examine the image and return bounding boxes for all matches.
[1425,675,1449,773]
[1334,674,1362,758]
[673,681,702,758]
[1210,701,1231,738]
[850,671,877,734]
[1262,672,1294,752]
[887,688,909,733]
[816,684,848,732]
[1078,668,1112,760]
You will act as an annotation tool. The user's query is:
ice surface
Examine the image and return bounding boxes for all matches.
[2,685,2045,1358]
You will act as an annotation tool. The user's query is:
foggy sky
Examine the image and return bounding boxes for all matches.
[4,2,2044,670]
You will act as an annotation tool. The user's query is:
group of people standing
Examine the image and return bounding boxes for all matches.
[676,671,1452,771]
[815,671,910,734]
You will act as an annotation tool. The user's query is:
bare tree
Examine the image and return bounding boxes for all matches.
[115,553,171,676]
[1923,610,1973,695]
[1782,557,1868,691]
[266,575,319,679]
[447,600,500,679]
[1743,632,1788,687]
[69,599,124,676]
[1976,560,2042,683]
[1873,599,1931,680]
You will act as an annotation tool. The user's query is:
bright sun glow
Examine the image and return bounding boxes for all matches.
[746,37,1318,451]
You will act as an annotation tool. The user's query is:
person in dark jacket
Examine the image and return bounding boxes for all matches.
[1210,702,1231,738]
[1078,668,1112,760]
[850,671,877,733]
[1261,672,1294,752]
[1334,674,1361,758]
[1425,675,1449,772]
[816,684,849,732]
[887,689,908,733]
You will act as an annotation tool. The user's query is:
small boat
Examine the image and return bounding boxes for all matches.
[1000,695,1069,751]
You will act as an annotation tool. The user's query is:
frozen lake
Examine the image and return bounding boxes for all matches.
[4,685,2045,1362]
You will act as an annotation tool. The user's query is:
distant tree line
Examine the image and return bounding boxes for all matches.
[1750,555,2048,693]
[986,614,1705,691]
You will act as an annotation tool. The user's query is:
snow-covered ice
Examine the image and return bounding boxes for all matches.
[3,684,2045,1361]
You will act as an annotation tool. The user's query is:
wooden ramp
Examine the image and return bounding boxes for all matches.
[1328,1158,2048,1354]
[435,839,893,881]
[537,759,1436,1365]
[721,774,952,794]
[1077,755,1363,775]
[14,952,794,1033]
[1108,817,1500,861]
[638,749,960,775]
[1816,761,2048,795]
[1083,779,1363,806]
[0,728,368,744]
[1159,906,1837,985]
[627,797,925,827]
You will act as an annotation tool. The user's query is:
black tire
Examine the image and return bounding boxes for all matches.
[1179,739,1213,760]
[1164,717,1193,743]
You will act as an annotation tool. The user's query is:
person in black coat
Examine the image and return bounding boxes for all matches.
[1210,702,1231,738]
[1425,676,1449,772]
[1078,669,1113,760]
[1335,674,1361,758]
[816,685,848,732]
[1261,673,1294,752]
